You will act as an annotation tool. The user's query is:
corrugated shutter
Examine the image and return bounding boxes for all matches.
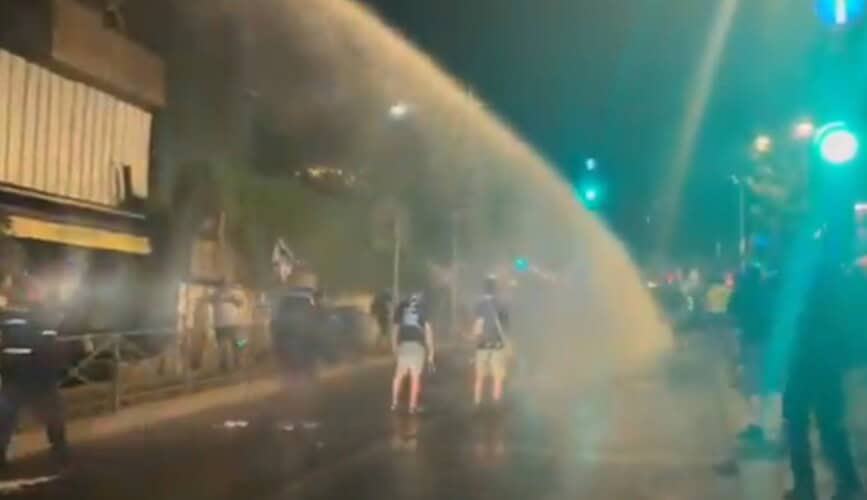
[0,48,151,206]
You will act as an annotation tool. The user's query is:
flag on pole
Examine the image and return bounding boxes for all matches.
[272,238,295,283]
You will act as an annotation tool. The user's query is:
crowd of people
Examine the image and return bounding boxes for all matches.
[642,243,867,500]
[2,240,866,500]
[660,250,866,500]
[726,255,867,500]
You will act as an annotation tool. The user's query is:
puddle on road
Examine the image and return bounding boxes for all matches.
[276,420,322,432]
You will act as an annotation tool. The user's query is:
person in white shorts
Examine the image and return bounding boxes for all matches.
[391,292,435,414]
[472,277,509,408]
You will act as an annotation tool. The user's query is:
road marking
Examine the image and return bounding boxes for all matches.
[0,475,59,494]
[214,420,249,429]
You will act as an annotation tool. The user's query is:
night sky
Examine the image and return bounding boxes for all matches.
[361,0,867,259]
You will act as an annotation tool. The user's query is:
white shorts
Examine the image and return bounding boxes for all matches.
[395,342,426,378]
[475,348,507,380]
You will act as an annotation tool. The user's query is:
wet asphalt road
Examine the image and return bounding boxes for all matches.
[4,345,743,500]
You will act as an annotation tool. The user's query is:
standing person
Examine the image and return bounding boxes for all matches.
[472,276,510,409]
[681,267,702,313]
[391,291,434,415]
[270,287,319,388]
[728,264,780,444]
[268,286,323,466]
[783,260,863,500]
[704,273,732,332]
[210,282,244,372]
[0,280,69,471]
[370,291,392,349]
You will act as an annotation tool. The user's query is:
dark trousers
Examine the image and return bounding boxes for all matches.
[215,326,239,371]
[0,384,68,462]
[784,367,861,494]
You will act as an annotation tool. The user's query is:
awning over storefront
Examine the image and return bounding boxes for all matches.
[7,215,151,255]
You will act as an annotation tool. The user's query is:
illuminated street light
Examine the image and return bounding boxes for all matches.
[815,122,859,164]
[585,158,597,171]
[388,101,410,120]
[753,134,773,154]
[815,0,866,26]
[793,120,816,140]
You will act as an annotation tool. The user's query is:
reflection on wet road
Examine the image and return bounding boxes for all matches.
[281,346,738,500]
[9,344,739,500]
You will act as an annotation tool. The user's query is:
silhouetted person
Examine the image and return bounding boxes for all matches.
[269,286,320,421]
[729,265,780,444]
[472,276,510,408]
[370,291,392,348]
[0,281,69,471]
[210,283,244,372]
[783,261,863,500]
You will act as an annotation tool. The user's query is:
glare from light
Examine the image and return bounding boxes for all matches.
[793,120,815,140]
[584,188,598,202]
[819,128,859,164]
[753,134,772,154]
[837,0,848,23]
[815,0,866,25]
[388,102,410,119]
[654,0,739,255]
[585,158,597,171]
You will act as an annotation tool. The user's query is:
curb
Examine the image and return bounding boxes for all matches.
[10,355,393,460]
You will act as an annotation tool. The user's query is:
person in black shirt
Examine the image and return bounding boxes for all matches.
[472,276,510,407]
[370,291,392,349]
[0,280,69,471]
[390,292,434,414]
[783,260,863,500]
[728,265,781,444]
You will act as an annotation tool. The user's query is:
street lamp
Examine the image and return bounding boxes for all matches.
[388,101,411,120]
[753,134,773,154]
[793,120,816,140]
[815,0,866,26]
[815,121,859,165]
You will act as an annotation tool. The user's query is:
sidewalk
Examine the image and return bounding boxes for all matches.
[717,361,867,499]
[10,355,393,460]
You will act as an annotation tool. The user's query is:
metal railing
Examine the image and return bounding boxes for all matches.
[56,325,270,415]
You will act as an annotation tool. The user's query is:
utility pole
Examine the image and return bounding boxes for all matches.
[738,181,746,261]
[392,217,401,305]
[450,210,459,336]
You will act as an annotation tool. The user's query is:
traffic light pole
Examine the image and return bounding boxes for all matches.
[392,218,401,305]
[738,182,746,261]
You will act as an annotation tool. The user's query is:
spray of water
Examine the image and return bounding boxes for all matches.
[136,1,753,485]
[159,0,672,369]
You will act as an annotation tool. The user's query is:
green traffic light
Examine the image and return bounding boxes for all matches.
[815,121,859,165]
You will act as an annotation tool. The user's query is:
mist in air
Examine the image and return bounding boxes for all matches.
[130,0,699,466]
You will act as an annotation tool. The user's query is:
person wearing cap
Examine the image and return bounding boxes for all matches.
[0,279,69,471]
[472,276,510,408]
[390,291,434,414]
